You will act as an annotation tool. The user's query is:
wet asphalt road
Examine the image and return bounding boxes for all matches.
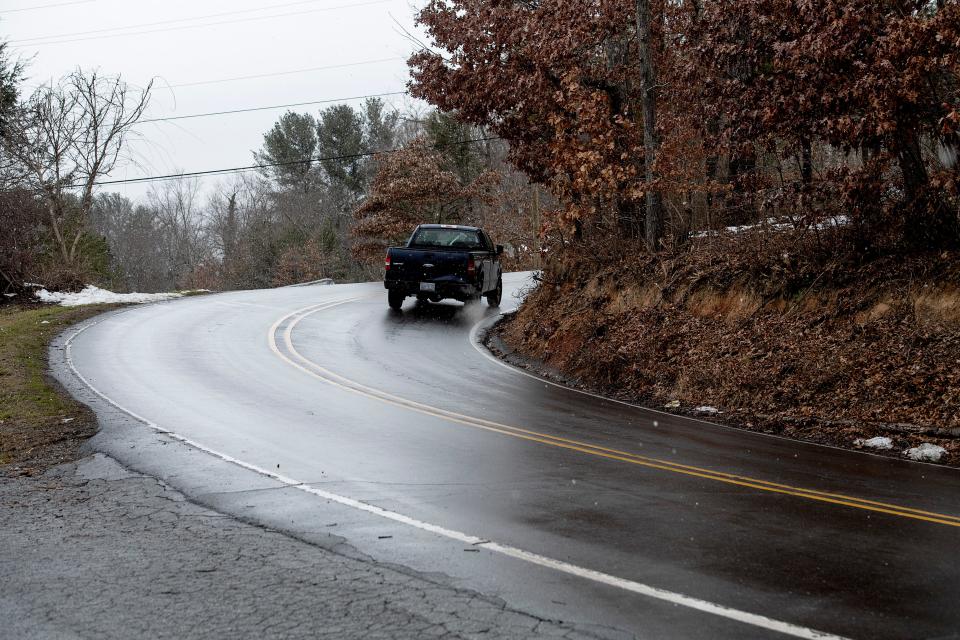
[65,274,960,639]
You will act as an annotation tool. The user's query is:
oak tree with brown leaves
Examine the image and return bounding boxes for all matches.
[689,0,960,247]
[410,0,960,252]
[409,0,658,241]
[352,137,500,262]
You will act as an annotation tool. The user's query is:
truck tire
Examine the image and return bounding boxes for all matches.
[486,276,502,307]
[388,290,405,310]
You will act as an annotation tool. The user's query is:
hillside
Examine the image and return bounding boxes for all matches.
[494,230,960,462]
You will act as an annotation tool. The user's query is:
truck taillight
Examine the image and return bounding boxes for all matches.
[466,254,476,276]
[384,253,391,271]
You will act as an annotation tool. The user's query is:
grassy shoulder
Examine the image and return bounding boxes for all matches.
[0,303,118,476]
[498,233,960,464]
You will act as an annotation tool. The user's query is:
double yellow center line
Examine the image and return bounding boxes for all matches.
[269,300,960,529]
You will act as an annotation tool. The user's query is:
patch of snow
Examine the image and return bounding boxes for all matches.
[937,143,957,169]
[3,293,15,297]
[811,215,849,231]
[690,215,849,238]
[690,218,787,238]
[35,285,183,307]
[40,320,49,324]
[693,405,721,414]
[283,279,333,288]
[854,436,893,450]
[903,443,947,463]
[664,400,681,409]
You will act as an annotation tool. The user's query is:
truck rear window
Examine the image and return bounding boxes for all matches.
[410,228,484,250]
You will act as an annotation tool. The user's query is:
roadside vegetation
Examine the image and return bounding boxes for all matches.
[495,238,960,460]
[0,43,544,298]
[405,0,960,461]
[0,303,115,475]
[2,2,957,461]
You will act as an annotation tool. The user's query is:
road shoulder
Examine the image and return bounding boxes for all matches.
[0,453,597,640]
[0,302,612,640]
[0,303,119,476]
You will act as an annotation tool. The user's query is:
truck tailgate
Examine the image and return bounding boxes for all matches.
[388,248,469,281]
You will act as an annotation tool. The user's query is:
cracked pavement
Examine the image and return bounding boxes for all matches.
[0,454,608,640]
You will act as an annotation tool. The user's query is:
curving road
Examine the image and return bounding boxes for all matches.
[61,273,960,639]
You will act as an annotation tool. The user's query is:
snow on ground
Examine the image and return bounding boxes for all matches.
[689,215,849,238]
[693,406,721,414]
[903,443,948,463]
[282,278,334,288]
[35,285,188,307]
[854,436,893,450]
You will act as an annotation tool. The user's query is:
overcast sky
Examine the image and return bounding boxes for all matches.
[1,0,428,200]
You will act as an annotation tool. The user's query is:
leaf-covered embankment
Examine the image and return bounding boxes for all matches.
[495,236,960,463]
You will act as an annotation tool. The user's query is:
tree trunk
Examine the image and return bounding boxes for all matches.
[47,201,69,264]
[636,0,663,252]
[603,36,641,238]
[800,138,813,185]
[532,186,541,268]
[704,117,720,212]
[859,143,879,167]
[896,128,958,247]
[725,148,756,225]
[616,197,640,237]
[897,129,928,205]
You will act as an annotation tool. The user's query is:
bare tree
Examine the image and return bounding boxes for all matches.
[4,69,152,269]
[148,176,210,287]
[206,174,274,288]
[90,192,170,292]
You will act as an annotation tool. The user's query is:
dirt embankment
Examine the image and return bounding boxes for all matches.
[496,239,960,463]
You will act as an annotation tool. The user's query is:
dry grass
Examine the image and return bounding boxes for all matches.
[0,303,117,475]
[913,288,960,327]
[685,288,762,323]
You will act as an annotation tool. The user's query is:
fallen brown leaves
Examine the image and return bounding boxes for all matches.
[500,231,960,463]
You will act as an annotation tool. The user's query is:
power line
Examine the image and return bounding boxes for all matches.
[11,0,362,43]
[10,0,393,47]
[138,91,409,124]
[86,136,502,188]
[0,0,93,14]
[23,58,406,93]
[166,57,405,89]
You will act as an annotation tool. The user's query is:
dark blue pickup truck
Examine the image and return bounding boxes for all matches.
[384,224,503,310]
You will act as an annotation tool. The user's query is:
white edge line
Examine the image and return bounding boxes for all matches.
[269,301,850,640]
[62,296,850,640]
